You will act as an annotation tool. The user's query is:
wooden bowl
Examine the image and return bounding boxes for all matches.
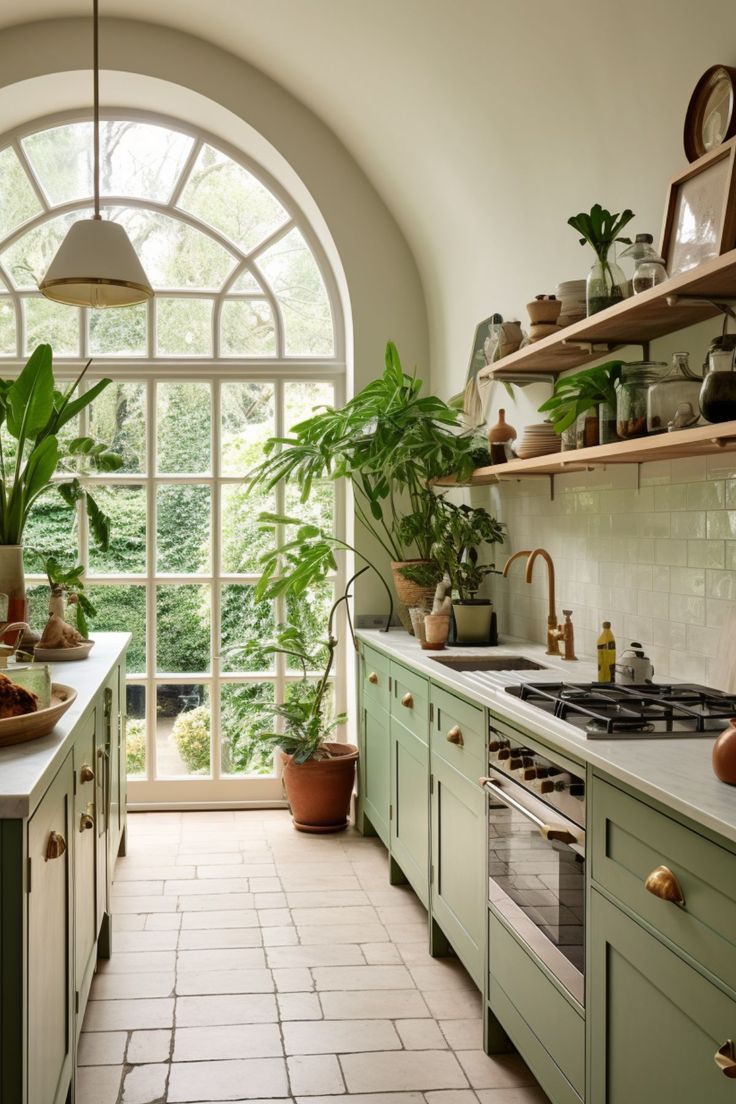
[35,640,94,662]
[0,684,77,748]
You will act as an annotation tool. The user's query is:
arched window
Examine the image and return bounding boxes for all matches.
[0,111,346,805]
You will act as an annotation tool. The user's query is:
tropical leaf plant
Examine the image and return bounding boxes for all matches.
[568,204,635,263]
[538,360,625,434]
[44,555,96,637]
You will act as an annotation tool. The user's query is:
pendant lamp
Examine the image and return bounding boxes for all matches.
[39,0,153,308]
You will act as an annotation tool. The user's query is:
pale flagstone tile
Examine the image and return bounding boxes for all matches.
[280,875,361,891]
[112,895,178,914]
[173,1023,283,1061]
[423,991,482,1020]
[258,907,293,926]
[297,924,389,945]
[287,1054,345,1095]
[180,909,259,929]
[127,1029,172,1064]
[278,992,323,1020]
[178,927,263,950]
[116,865,195,880]
[254,892,288,908]
[166,878,251,895]
[312,965,414,991]
[97,950,176,974]
[175,993,279,1026]
[297,1096,425,1104]
[76,1031,127,1065]
[425,1091,481,1104]
[250,876,285,893]
[92,971,175,1000]
[179,853,244,865]
[83,998,175,1032]
[175,967,274,995]
[377,906,428,925]
[75,1063,123,1104]
[261,925,299,946]
[168,1057,288,1102]
[267,944,364,969]
[396,1019,448,1050]
[283,1018,401,1055]
[396,944,438,965]
[121,1062,168,1103]
[408,963,476,991]
[178,843,244,857]
[177,892,255,911]
[285,890,369,907]
[457,1052,536,1090]
[291,906,379,926]
[145,913,182,930]
[362,942,402,964]
[112,880,165,896]
[112,914,146,931]
[114,930,179,952]
[272,967,314,992]
[383,923,431,943]
[439,1020,484,1051]
[365,888,422,907]
[475,1087,549,1103]
[341,1050,468,1092]
[177,947,266,972]
[320,990,430,1019]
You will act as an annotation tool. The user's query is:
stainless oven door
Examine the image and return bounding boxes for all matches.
[482,770,585,1005]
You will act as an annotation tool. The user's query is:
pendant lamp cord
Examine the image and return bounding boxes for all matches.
[93,0,101,219]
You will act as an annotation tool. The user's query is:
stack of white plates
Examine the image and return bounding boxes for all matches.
[557,280,586,327]
[516,422,562,459]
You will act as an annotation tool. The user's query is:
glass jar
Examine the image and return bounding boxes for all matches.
[700,335,736,423]
[616,361,667,438]
[598,399,619,444]
[576,410,600,449]
[647,352,702,433]
[586,246,628,315]
[622,233,669,293]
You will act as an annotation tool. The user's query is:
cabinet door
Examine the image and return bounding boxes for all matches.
[430,752,485,987]
[391,717,429,907]
[28,755,73,1104]
[74,709,98,1032]
[362,702,391,847]
[590,889,736,1104]
[95,687,110,932]
[105,674,122,868]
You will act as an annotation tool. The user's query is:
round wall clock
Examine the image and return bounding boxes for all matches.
[684,64,736,162]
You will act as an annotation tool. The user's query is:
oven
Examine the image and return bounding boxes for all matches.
[482,723,586,1005]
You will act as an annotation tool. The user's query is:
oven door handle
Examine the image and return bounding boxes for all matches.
[480,777,581,847]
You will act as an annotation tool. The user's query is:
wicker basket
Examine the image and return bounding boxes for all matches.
[391,561,437,634]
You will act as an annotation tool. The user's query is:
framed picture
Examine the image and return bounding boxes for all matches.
[660,136,736,277]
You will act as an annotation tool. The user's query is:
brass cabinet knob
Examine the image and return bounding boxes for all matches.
[368,672,379,685]
[80,764,95,784]
[715,1040,736,1078]
[80,812,94,832]
[401,692,414,708]
[644,865,685,907]
[45,832,67,861]
[446,725,463,746]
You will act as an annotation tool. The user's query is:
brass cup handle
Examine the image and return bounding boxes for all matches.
[401,692,414,708]
[446,725,463,746]
[715,1040,736,1079]
[80,812,94,832]
[45,831,67,861]
[368,672,379,685]
[80,764,95,784]
[644,865,685,907]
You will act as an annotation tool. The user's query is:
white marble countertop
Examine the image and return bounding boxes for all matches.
[357,628,736,846]
[0,632,130,819]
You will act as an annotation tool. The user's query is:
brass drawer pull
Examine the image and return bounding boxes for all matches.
[80,812,94,832]
[45,832,67,861]
[644,865,685,907]
[716,1040,736,1078]
[368,672,379,685]
[447,725,463,746]
[80,764,95,783]
[401,692,414,708]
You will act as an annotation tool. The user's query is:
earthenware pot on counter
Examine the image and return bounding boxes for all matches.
[713,718,736,784]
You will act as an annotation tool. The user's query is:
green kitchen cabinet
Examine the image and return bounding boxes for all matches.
[362,701,391,847]
[589,888,736,1104]
[74,709,98,1037]
[390,716,429,906]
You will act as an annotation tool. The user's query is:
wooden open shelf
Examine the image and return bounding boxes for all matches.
[435,421,736,485]
[478,249,736,380]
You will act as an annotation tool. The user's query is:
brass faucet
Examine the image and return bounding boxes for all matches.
[502,548,576,659]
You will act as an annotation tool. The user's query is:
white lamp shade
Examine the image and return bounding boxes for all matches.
[39,218,153,308]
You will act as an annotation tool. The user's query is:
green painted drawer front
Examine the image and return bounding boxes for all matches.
[590,888,736,1104]
[390,661,429,744]
[488,988,582,1104]
[430,684,485,783]
[430,751,485,986]
[362,645,391,713]
[591,774,736,992]
[391,715,429,907]
[488,911,584,1097]
[362,702,391,847]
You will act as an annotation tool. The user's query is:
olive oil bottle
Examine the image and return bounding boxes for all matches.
[597,621,616,682]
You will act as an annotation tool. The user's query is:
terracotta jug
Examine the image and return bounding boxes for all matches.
[713,718,736,784]
[488,408,517,464]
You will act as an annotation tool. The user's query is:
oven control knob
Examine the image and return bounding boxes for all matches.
[509,758,523,770]
[523,767,538,781]
[570,783,585,797]
[489,740,500,753]
[540,780,554,794]
[498,749,510,760]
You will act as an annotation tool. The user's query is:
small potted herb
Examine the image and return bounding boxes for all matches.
[431,501,506,644]
[568,205,635,315]
[538,360,625,446]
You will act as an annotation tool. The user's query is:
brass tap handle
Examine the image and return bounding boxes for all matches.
[368,672,379,685]
[401,692,414,708]
[447,725,463,746]
[80,764,95,784]
[45,831,67,861]
[715,1040,736,1078]
[80,812,94,832]
[645,865,685,907]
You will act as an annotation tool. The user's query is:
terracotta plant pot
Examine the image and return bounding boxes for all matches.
[280,741,359,833]
[391,560,437,634]
[424,612,450,647]
[713,718,736,785]
[527,295,562,325]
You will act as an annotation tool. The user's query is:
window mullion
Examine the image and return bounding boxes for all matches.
[211,379,221,782]
[146,377,157,782]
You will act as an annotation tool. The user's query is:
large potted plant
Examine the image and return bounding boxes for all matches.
[429,500,506,644]
[0,344,121,640]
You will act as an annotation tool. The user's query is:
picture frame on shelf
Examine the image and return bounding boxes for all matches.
[660,136,736,277]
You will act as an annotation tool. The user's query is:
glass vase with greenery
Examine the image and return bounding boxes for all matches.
[568,205,635,315]
[538,360,625,447]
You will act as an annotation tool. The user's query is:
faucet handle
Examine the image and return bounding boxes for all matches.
[562,609,573,619]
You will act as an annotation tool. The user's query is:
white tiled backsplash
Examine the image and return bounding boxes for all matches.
[479,452,736,688]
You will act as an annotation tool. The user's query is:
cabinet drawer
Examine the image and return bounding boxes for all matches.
[361,645,391,713]
[390,661,429,744]
[430,684,484,782]
[592,774,736,992]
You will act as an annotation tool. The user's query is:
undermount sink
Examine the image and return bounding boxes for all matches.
[429,655,546,672]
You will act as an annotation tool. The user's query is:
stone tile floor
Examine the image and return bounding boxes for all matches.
[78,810,549,1104]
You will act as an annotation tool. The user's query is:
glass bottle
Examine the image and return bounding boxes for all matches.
[646,352,702,433]
[616,361,667,438]
[622,233,669,293]
[700,335,736,423]
[586,245,627,315]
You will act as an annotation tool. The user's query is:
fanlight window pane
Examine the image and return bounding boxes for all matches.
[221,382,275,475]
[178,144,288,252]
[156,684,211,777]
[24,297,79,356]
[109,208,236,290]
[89,303,147,357]
[0,299,16,355]
[99,121,193,201]
[220,683,275,776]
[22,123,93,205]
[220,484,275,575]
[157,485,211,575]
[231,269,263,292]
[0,147,42,237]
[220,299,276,357]
[88,382,146,474]
[220,584,275,672]
[89,584,146,674]
[126,685,146,777]
[157,382,211,474]
[1,209,92,289]
[257,228,334,356]
[156,584,210,673]
[87,486,146,575]
[156,297,212,356]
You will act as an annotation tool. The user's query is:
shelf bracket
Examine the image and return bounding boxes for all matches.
[491,370,558,386]
[561,338,651,360]
[666,294,736,319]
